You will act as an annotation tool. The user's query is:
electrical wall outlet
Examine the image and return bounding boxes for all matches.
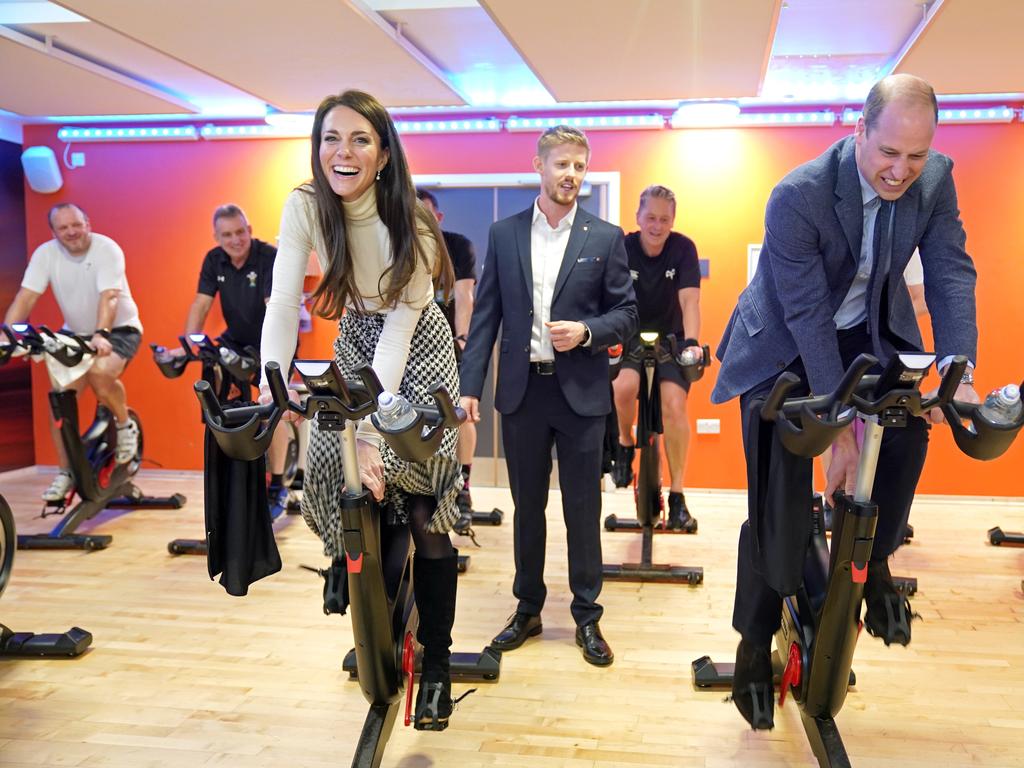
[71,152,86,168]
[696,418,720,434]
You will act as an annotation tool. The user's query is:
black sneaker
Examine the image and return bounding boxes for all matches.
[611,443,635,488]
[863,560,915,646]
[732,639,774,730]
[414,673,453,731]
[666,492,698,532]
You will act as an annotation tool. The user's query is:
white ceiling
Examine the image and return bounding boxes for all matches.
[0,0,1021,128]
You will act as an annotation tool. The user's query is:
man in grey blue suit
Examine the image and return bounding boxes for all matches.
[712,74,979,729]
[459,126,636,667]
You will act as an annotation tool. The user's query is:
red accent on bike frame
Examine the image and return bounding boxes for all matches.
[403,632,416,726]
[347,553,363,574]
[98,461,114,489]
[851,561,868,584]
[778,642,803,707]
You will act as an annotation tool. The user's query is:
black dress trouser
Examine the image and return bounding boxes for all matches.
[502,369,606,627]
[732,325,930,645]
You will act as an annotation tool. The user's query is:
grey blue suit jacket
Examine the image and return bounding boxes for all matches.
[460,206,637,417]
[712,135,977,403]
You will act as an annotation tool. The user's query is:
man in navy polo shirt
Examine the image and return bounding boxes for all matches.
[611,185,702,531]
[183,204,290,495]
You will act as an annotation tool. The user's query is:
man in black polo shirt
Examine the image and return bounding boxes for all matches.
[416,189,478,521]
[183,204,290,495]
[611,185,702,531]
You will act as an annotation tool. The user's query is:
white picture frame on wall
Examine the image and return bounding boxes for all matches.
[747,243,762,284]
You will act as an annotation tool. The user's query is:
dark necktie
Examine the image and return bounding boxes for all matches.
[867,198,893,359]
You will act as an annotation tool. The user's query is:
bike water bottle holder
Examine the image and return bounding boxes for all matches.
[371,382,466,464]
[666,335,712,384]
[150,344,190,378]
[942,393,1024,461]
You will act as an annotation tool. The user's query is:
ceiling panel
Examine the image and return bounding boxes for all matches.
[21,20,265,113]
[763,0,926,101]
[54,0,467,110]
[896,0,1024,95]
[0,31,194,117]
[479,0,781,102]
[379,6,553,106]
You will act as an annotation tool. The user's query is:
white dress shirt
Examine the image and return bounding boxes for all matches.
[529,199,577,362]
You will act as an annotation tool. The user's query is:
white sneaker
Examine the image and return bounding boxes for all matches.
[42,471,74,502]
[115,420,140,464]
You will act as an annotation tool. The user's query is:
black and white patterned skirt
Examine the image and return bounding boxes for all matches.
[301,301,462,557]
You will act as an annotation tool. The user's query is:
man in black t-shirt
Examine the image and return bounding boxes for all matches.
[181,204,290,495]
[417,189,478,520]
[611,185,702,530]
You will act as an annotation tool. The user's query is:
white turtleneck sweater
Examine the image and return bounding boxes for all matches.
[261,184,436,445]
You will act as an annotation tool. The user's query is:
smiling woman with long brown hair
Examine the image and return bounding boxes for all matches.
[259,89,463,730]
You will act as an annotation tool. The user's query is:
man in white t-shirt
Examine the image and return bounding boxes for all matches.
[4,203,144,500]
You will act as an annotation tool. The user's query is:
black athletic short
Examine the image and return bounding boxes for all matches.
[619,336,691,393]
[108,326,142,362]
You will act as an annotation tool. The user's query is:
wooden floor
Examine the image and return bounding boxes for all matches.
[1,466,1023,768]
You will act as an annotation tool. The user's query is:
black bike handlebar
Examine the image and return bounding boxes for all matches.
[762,353,1022,460]
[196,359,465,465]
[0,323,95,367]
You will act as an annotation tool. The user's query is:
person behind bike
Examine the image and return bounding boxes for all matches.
[180,204,293,499]
[259,90,463,730]
[711,74,980,729]
[611,185,702,531]
[4,203,143,501]
[416,188,478,528]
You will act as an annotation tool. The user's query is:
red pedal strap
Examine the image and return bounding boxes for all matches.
[778,642,802,707]
[851,561,868,584]
[346,553,363,574]
[403,632,416,726]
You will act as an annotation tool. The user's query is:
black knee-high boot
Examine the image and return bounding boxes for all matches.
[413,551,458,731]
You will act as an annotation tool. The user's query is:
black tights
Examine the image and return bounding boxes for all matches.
[408,494,455,560]
[379,494,453,594]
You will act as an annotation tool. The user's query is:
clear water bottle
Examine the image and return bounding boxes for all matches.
[219,347,240,367]
[975,383,1022,428]
[376,391,418,431]
[678,348,699,366]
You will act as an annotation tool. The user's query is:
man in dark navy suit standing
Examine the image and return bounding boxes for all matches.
[459,126,636,666]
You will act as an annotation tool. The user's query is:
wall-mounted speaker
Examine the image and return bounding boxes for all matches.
[21,146,63,194]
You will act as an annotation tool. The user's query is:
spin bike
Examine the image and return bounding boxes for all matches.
[0,493,92,656]
[691,352,1023,767]
[602,332,707,585]
[1,323,186,551]
[152,333,302,555]
[196,359,500,768]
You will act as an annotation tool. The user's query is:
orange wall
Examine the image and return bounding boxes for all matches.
[19,122,1024,496]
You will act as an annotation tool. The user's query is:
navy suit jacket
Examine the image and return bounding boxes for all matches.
[460,205,637,417]
[713,135,977,403]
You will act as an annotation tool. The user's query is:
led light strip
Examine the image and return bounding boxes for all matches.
[394,118,501,133]
[506,114,664,131]
[671,110,836,129]
[57,126,198,142]
[842,106,1016,125]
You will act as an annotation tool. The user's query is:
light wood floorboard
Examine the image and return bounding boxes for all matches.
[1,467,1022,767]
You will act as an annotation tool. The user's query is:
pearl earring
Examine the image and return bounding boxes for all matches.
[376,169,381,181]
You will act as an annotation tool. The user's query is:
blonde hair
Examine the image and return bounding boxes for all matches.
[536,125,590,158]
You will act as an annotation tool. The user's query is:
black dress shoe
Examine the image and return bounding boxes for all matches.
[490,612,542,651]
[732,639,774,730]
[575,621,614,666]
